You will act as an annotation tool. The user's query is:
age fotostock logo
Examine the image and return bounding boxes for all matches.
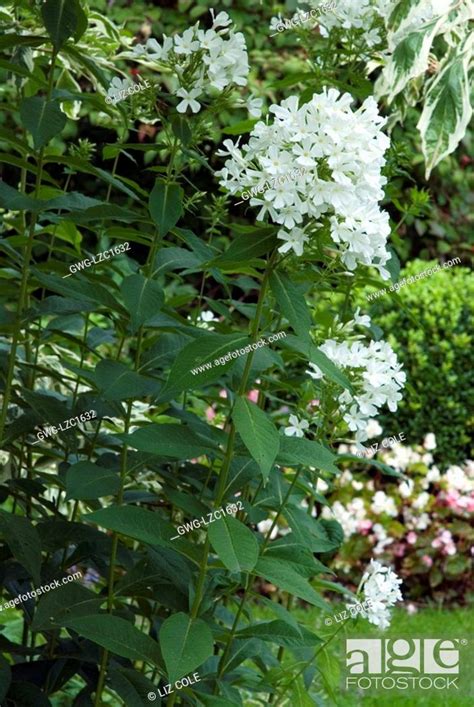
[345,638,470,693]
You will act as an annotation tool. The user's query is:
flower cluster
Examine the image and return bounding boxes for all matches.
[350,559,403,629]
[301,0,390,48]
[217,90,392,278]
[308,338,406,443]
[132,10,249,114]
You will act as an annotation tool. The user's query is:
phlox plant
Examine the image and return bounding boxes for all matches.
[0,1,450,705]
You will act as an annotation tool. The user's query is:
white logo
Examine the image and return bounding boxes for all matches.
[345,639,466,691]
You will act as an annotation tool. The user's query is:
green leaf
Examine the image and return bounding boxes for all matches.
[237,621,320,649]
[337,453,403,478]
[0,510,41,584]
[149,180,184,236]
[0,182,44,211]
[208,515,259,572]
[159,612,214,683]
[158,333,250,401]
[94,360,160,401]
[417,36,473,178]
[277,436,338,475]
[31,581,103,631]
[233,397,280,482]
[120,274,164,333]
[210,229,277,266]
[386,247,401,284]
[222,119,259,135]
[63,614,162,665]
[382,17,444,102]
[109,668,158,707]
[154,246,202,275]
[20,97,66,150]
[84,506,175,547]
[264,537,331,577]
[41,0,79,50]
[65,461,121,500]
[282,506,342,553]
[255,556,329,610]
[34,271,121,311]
[269,271,311,341]
[117,423,219,459]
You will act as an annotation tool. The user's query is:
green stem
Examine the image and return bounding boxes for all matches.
[189,251,277,623]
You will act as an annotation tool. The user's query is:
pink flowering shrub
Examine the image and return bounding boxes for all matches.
[320,433,474,603]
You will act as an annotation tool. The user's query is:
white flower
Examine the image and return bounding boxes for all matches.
[371,490,397,517]
[0,450,9,466]
[307,339,405,443]
[366,418,383,439]
[174,27,200,55]
[248,96,263,118]
[399,479,414,499]
[357,559,403,629]
[217,89,391,276]
[106,76,133,104]
[277,227,309,257]
[412,491,430,510]
[284,414,309,438]
[132,11,249,116]
[353,307,371,328]
[176,87,201,113]
[445,465,473,493]
[257,518,279,540]
[306,362,324,380]
[426,466,441,483]
[423,432,437,450]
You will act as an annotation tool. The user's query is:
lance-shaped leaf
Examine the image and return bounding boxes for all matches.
[159,612,214,683]
[65,461,121,500]
[269,271,311,341]
[116,423,220,459]
[41,0,81,50]
[277,436,338,475]
[233,397,280,482]
[208,515,259,573]
[255,556,330,610]
[158,333,250,401]
[20,97,67,150]
[149,179,183,236]
[120,274,164,333]
[63,614,162,665]
[418,35,473,178]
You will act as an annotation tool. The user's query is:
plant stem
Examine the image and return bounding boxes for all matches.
[188,251,277,622]
[0,52,57,445]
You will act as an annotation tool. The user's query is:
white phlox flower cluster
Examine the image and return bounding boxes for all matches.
[351,559,403,629]
[216,89,392,278]
[302,0,391,47]
[132,10,249,114]
[322,497,366,538]
[307,339,406,443]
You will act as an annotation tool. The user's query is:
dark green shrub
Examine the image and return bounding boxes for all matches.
[365,260,474,464]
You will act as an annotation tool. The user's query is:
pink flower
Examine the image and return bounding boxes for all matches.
[205,406,216,421]
[406,603,418,615]
[444,544,456,556]
[247,389,259,403]
[307,399,320,410]
[393,542,406,557]
[421,555,433,568]
[219,389,228,399]
[432,538,442,549]
[358,519,373,534]
[406,531,417,545]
